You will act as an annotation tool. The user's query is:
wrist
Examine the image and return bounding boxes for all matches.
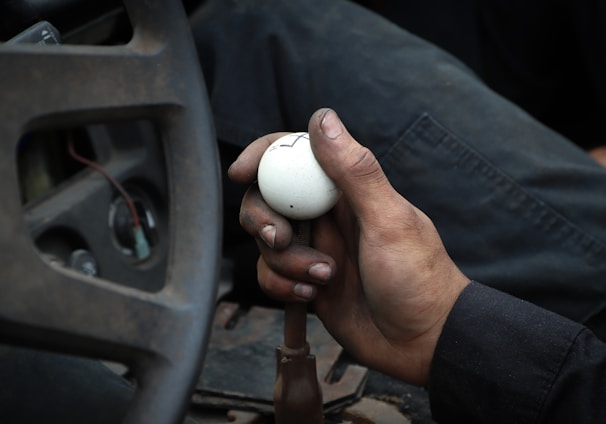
[382,273,471,386]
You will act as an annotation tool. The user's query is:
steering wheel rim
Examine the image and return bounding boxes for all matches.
[0,2,221,423]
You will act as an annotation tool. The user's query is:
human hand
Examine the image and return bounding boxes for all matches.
[589,145,606,168]
[228,108,470,386]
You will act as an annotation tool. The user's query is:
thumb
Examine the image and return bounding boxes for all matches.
[308,108,400,220]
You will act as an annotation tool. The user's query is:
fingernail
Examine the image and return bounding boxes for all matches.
[308,263,332,281]
[320,109,343,139]
[294,283,314,299]
[259,224,276,248]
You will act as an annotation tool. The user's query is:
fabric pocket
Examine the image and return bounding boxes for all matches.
[378,113,606,323]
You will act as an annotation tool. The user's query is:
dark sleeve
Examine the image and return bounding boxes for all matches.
[429,282,606,423]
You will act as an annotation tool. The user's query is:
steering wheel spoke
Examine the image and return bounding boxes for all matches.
[2,38,182,129]
[0,254,179,362]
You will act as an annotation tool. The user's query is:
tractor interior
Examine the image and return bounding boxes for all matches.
[0,1,433,423]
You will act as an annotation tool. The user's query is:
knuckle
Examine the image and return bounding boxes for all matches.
[347,146,382,180]
[257,256,292,299]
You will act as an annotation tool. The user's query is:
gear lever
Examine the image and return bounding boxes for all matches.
[257,132,339,423]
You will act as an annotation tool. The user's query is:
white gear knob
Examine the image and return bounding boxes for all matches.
[257,132,339,220]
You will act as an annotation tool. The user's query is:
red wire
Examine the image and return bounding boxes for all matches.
[67,136,141,229]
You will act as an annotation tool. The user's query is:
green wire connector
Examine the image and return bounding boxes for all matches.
[133,226,151,260]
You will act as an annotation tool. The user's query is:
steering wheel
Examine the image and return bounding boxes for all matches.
[0,1,221,423]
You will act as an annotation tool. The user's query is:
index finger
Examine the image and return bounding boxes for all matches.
[228,132,291,184]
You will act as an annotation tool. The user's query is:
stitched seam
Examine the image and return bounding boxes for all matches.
[383,113,606,265]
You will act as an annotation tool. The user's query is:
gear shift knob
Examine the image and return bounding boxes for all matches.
[257,132,339,220]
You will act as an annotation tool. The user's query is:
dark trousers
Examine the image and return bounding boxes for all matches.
[192,0,606,334]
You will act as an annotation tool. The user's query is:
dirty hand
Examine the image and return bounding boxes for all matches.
[228,108,470,386]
